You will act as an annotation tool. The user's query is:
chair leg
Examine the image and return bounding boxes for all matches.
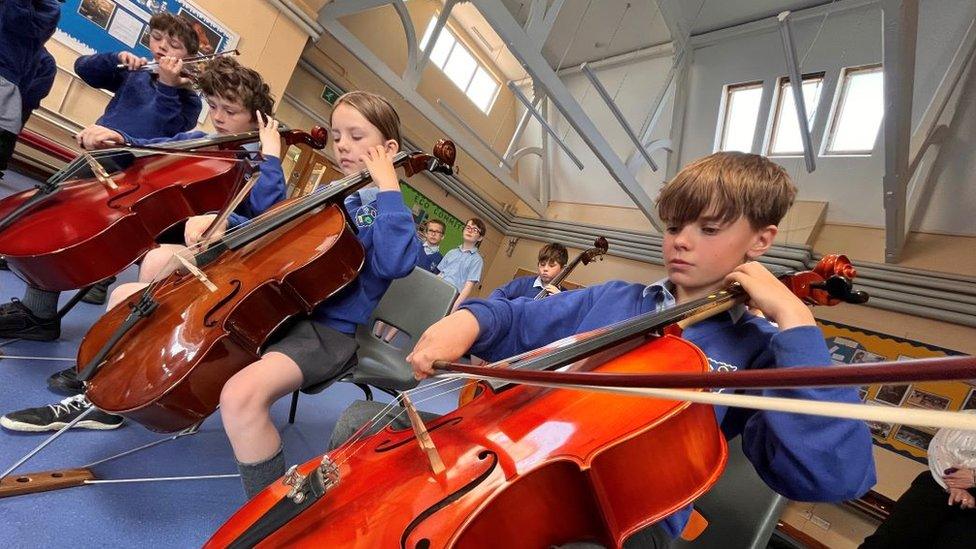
[288,390,299,424]
[377,386,401,403]
[354,383,373,401]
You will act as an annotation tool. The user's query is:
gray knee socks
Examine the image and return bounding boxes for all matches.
[237,445,286,499]
[22,286,60,319]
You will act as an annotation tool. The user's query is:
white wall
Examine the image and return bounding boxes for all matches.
[512,0,976,235]
[679,0,976,234]
[515,52,677,207]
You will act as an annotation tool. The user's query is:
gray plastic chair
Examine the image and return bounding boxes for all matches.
[288,267,457,422]
[673,437,787,549]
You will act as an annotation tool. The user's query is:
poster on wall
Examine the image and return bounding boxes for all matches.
[819,319,969,464]
[399,180,465,255]
[55,1,239,58]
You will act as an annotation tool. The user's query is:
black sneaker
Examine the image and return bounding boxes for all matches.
[48,366,85,396]
[0,256,8,270]
[0,395,124,432]
[0,299,60,341]
[81,276,117,305]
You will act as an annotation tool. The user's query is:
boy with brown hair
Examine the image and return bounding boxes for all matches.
[489,242,569,300]
[73,12,202,140]
[337,152,876,546]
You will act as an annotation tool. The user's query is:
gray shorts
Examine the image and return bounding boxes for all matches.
[264,318,359,394]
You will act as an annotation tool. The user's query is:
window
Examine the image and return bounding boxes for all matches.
[718,82,764,152]
[767,73,824,156]
[824,65,884,155]
[420,18,500,113]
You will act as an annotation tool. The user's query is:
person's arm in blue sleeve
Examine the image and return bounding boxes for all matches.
[488,279,517,300]
[734,325,877,501]
[226,155,286,229]
[369,191,422,279]
[5,0,61,42]
[151,88,201,135]
[74,52,126,91]
[460,286,602,361]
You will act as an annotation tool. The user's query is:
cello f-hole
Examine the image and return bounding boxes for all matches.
[106,184,141,209]
[399,450,499,549]
[203,279,242,327]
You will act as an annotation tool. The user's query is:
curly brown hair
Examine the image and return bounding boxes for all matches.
[195,57,275,121]
[149,13,200,56]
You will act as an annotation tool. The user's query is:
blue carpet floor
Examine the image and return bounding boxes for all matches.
[0,169,457,547]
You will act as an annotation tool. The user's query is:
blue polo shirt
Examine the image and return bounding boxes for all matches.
[437,245,483,292]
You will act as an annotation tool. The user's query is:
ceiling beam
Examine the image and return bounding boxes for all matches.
[475,0,663,231]
[525,0,565,48]
[880,0,919,263]
[318,5,547,216]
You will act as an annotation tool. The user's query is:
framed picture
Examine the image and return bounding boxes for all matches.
[962,388,976,411]
[178,8,223,55]
[78,0,115,30]
[874,384,910,406]
[893,425,936,451]
[904,388,951,411]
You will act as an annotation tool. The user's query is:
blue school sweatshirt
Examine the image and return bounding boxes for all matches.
[488,274,564,300]
[461,280,877,539]
[124,130,285,228]
[74,52,202,138]
[416,242,443,273]
[312,189,421,335]
[0,0,60,90]
[21,49,56,115]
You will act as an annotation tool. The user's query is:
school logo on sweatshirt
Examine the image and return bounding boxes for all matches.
[707,357,739,393]
[354,204,377,228]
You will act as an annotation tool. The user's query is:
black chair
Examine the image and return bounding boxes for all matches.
[673,437,787,548]
[288,267,457,423]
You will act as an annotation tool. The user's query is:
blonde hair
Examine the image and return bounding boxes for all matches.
[656,152,796,229]
[332,91,402,147]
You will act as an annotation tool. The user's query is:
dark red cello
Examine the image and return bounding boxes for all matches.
[0,128,326,291]
[202,256,976,548]
[74,141,456,433]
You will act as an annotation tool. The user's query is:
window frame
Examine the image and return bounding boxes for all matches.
[716,80,765,153]
[420,18,502,114]
[822,64,884,157]
[765,71,826,157]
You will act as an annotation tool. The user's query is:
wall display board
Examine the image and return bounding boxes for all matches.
[55,0,238,58]
[399,180,465,254]
[819,319,970,463]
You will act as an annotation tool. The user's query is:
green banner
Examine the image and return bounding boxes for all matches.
[399,180,464,253]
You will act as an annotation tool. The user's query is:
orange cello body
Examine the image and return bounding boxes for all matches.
[77,202,364,433]
[205,334,727,549]
[76,141,456,433]
[0,129,325,291]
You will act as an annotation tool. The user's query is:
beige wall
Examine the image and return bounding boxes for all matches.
[26,0,309,142]
[303,0,524,216]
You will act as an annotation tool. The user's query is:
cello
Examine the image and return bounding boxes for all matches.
[205,256,976,548]
[0,127,326,291]
[534,236,609,299]
[75,141,456,433]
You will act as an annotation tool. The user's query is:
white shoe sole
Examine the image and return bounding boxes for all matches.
[0,415,124,432]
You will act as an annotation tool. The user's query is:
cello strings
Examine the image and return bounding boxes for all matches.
[329,378,465,467]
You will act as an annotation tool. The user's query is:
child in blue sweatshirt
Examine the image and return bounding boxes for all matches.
[0,59,291,432]
[336,152,877,546]
[488,242,568,300]
[213,90,420,498]
[73,12,202,140]
[0,0,61,178]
